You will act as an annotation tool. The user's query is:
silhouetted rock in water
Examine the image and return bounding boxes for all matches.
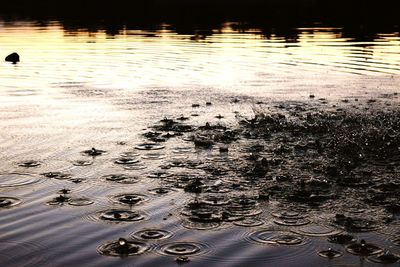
[5,52,19,64]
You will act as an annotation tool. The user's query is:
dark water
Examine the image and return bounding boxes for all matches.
[0,7,400,267]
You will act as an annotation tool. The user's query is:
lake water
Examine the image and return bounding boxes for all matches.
[0,19,399,267]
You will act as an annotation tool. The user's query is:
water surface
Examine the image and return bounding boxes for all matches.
[0,20,399,267]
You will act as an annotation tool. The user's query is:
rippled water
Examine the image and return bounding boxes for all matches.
[0,19,400,267]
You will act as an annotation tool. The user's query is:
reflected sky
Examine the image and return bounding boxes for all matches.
[1,21,400,93]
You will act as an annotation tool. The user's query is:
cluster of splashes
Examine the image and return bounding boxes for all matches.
[1,96,400,265]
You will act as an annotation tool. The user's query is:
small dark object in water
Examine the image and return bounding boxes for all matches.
[5,52,19,64]
[176,256,190,263]
[215,114,224,119]
[318,248,342,258]
[309,94,315,98]
[206,102,212,106]
[192,104,200,108]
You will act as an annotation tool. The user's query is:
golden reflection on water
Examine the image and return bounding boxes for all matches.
[1,21,400,92]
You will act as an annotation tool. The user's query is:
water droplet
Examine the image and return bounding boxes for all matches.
[318,248,342,258]
[98,239,150,256]
[100,210,146,222]
[135,143,165,150]
[346,240,383,256]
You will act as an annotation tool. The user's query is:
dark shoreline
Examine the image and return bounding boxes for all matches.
[2,0,400,28]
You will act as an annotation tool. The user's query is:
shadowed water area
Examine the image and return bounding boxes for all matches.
[1,6,400,267]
